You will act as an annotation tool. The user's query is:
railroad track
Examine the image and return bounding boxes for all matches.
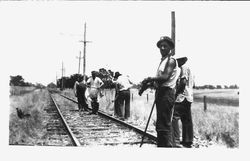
[43,93,77,146]
[46,90,218,148]
[48,91,156,147]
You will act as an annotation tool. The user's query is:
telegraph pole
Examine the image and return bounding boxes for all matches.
[76,51,83,74]
[80,22,91,81]
[61,62,65,90]
[56,72,58,86]
[171,11,176,56]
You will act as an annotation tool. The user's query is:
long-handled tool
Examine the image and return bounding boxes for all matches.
[140,99,156,147]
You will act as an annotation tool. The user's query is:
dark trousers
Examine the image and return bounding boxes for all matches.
[155,87,175,147]
[114,90,130,119]
[91,97,99,114]
[172,98,193,145]
[77,96,88,111]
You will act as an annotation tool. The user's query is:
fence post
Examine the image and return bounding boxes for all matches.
[132,93,133,102]
[204,96,207,111]
[147,94,148,103]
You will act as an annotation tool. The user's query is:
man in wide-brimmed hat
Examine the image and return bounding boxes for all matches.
[172,58,194,148]
[113,71,133,120]
[114,72,122,79]
[139,36,181,147]
[176,57,188,67]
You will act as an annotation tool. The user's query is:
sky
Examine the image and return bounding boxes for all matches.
[1,2,248,86]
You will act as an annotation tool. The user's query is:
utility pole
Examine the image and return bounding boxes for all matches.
[56,72,58,86]
[76,51,83,74]
[171,11,176,56]
[80,22,91,81]
[61,62,65,90]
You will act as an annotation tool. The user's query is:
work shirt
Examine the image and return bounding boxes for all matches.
[87,77,104,98]
[73,81,79,96]
[115,75,133,91]
[73,81,86,97]
[156,56,180,89]
[176,65,194,103]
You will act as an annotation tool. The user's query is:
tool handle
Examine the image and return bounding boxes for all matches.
[140,100,156,147]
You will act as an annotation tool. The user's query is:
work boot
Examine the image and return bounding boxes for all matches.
[180,141,192,148]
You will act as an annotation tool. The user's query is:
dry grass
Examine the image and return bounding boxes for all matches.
[9,86,36,96]
[9,87,49,145]
[192,102,239,148]
[192,89,239,148]
[194,89,239,106]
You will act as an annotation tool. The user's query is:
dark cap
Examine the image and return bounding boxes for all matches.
[91,71,98,76]
[156,36,175,49]
[176,57,188,67]
[114,72,122,78]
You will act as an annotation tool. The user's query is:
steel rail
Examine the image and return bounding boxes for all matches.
[49,93,81,146]
[59,94,157,142]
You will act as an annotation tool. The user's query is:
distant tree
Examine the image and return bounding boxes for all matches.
[35,83,45,89]
[210,85,215,89]
[229,84,239,89]
[56,74,88,89]
[56,68,118,90]
[58,77,63,89]
[68,74,86,88]
[10,75,36,87]
[10,75,25,86]
[194,85,218,89]
[58,76,70,89]
[63,77,71,88]
[47,82,57,88]
[96,68,116,89]
[108,70,114,78]
[216,85,222,89]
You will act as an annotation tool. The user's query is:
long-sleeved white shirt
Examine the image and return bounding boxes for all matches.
[115,75,133,91]
[176,65,194,103]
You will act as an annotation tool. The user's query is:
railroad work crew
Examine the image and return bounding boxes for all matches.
[74,76,88,112]
[139,36,180,147]
[113,72,133,120]
[86,71,104,115]
[172,59,194,148]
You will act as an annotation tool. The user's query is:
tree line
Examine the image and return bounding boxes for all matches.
[56,68,117,89]
[9,75,45,89]
[194,84,239,90]
[10,69,239,90]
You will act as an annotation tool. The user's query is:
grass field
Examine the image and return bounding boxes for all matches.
[9,87,50,145]
[9,86,36,96]
[192,89,239,147]
[193,89,239,106]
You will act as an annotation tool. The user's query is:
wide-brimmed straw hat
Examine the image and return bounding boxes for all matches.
[156,36,175,49]
[176,57,188,67]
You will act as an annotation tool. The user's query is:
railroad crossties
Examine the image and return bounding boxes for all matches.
[49,91,156,147]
